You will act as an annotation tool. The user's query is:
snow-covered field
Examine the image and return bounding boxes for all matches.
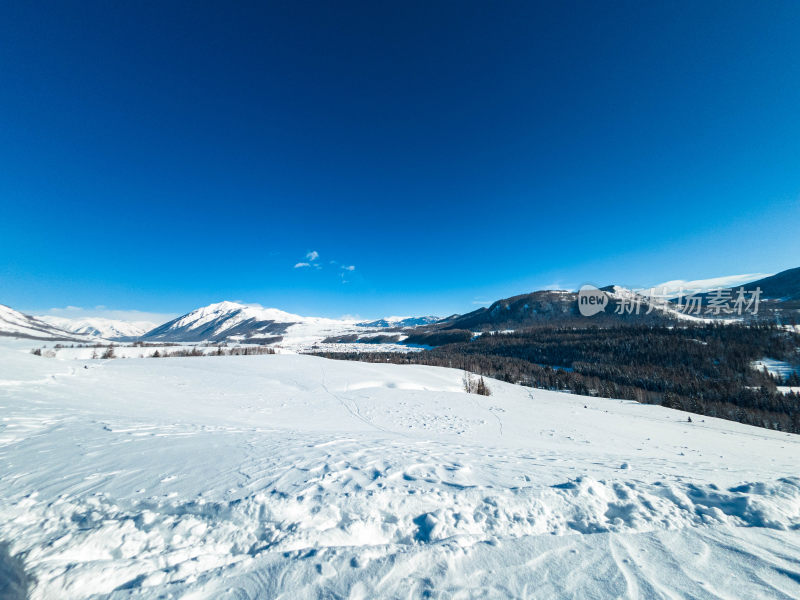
[29,340,422,361]
[2,339,800,599]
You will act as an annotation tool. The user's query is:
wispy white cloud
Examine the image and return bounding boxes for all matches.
[294,251,353,275]
[231,301,267,309]
[338,313,362,321]
[294,250,321,269]
[293,250,354,275]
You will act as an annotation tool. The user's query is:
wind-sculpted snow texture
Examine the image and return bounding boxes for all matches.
[1,339,800,599]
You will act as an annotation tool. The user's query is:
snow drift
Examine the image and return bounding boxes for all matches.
[1,339,799,598]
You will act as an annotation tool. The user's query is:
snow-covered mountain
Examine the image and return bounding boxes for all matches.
[357,315,441,328]
[38,315,155,340]
[0,304,92,341]
[142,301,299,342]
[438,275,795,332]
[141,301,357,345]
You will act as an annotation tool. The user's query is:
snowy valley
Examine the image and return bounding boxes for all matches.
[2,337,800,598]
[2,269,800,598]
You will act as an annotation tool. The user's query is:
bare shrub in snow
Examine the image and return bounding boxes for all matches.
[463,371,491,396]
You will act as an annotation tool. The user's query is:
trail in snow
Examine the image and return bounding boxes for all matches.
[319,364,391,436]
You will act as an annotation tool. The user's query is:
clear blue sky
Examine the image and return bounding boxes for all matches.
[1,1,799,320]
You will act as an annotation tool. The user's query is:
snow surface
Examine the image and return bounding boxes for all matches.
[753,358,800,394]
[753,357,800,381]
[31,341,423,361]
[2,338,800,598]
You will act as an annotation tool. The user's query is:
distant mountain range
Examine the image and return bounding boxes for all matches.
[38,316,155,340]
[356,316,441,328]
[0,305,91,341]
[3,267,798,346]
[436,268,800,332]
[435,288,682,332]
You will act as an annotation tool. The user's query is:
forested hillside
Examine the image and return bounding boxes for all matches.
[316,324,800,432]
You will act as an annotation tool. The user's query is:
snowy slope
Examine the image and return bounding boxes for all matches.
[604,285,715,322]
[2,339,800,599]
[38,315,156,340]
[0,304,92,341]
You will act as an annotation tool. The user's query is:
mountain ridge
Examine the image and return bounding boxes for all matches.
[0,305,94,341]
[6,267,798,345]
[38,315,155,340]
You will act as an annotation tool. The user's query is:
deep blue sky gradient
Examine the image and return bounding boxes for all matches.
[1,1,799,318]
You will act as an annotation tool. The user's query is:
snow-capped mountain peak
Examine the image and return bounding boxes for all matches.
[141,301,352,343]
[166,302,303,331]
